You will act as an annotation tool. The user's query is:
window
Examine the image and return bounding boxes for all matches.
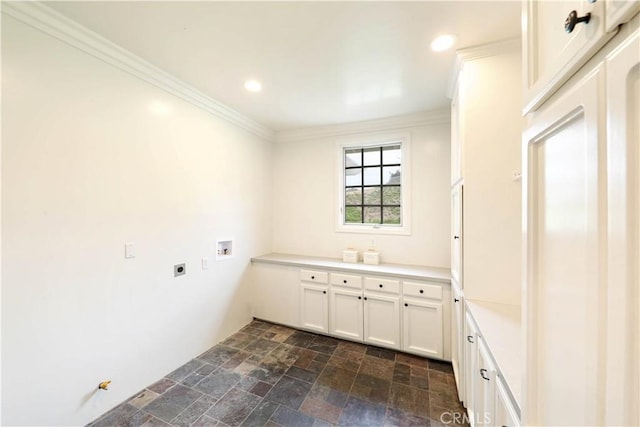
[337,134,410,234]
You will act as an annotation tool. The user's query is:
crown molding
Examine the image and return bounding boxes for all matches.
[456,37,521,63]
[275,109,450,143]
[2,1,275,141]
[447,37,521,99]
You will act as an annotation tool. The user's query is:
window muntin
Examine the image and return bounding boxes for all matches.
[343,144,402,225]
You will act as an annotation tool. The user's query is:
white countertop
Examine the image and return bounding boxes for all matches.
[251,253,451,283]
[466,299,522,411]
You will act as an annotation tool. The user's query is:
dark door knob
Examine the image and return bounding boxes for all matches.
[480,368,490,381]
[565,10,591,33]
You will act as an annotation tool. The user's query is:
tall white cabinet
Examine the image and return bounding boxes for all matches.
[451,39,523,307]
[523,64,604,426]
[604,24,640,426]
[449,38,523,427]
[522,3,639,426]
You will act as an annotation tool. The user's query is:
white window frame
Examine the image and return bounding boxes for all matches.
[335,132,411,235]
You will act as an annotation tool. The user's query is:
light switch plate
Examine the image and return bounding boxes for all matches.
[125,242,136,259]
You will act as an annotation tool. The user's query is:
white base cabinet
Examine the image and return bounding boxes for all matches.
[251,256,451,360]
[329,287,363,341]
[473,337,495,427]
[402,282,445,359]
[451,280,464,402]
[364,292,401,349]
[299,284,328,334]
[299,270,329,334]
[402,299,443,358]
[251,262,300,327]
[495,376,520,427]
[464,306,521,427]
[329,275,402,350]
[464,312,479,424]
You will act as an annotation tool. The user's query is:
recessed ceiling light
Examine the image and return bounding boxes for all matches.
[244,79,262,92]
[431,34,455,52]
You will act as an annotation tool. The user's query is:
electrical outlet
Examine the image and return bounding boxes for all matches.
[174,263,186,277]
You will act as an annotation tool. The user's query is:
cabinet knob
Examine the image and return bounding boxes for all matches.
[379,284,383,288]
[364,297,368,301]
[480,368,490,381]
[467,335,474,343]
[565,10,591,33]
[419,289,424,294]
[404,303,408,307]
[358,296,362,300]
[454,236,460,239]
[454,298,460,303]
[343,279,347,284]
[311,276,315,279]
[323,290,326,294]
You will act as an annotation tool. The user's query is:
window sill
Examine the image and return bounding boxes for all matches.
[335,224,411,236]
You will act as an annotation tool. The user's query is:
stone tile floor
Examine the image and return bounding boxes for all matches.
[88,320,467,427]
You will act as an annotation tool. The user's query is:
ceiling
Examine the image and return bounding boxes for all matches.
[48,1,521,132]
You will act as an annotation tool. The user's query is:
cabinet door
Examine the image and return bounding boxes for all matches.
[495,376,520,427]
[329,288,363,342]
[474,338,495,427]
[523,64,604,426]
[451,184,463,287]
[523,0,614,113]
[606,0,640,32]
[464,312,478,419]
[451,281,465,403]
[363,293,400,349]
[300,283,328,334]
[402,298,443,358]
[604,26,640,427]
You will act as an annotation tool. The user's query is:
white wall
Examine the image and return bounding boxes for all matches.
[272,120,451,267]
[1,16,272,426]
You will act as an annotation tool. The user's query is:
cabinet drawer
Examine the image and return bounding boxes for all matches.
[364,277,400,294]
[330,273,362,289]
[523,0,614,113]
[403,281,442,300]
[300,270,328,284]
